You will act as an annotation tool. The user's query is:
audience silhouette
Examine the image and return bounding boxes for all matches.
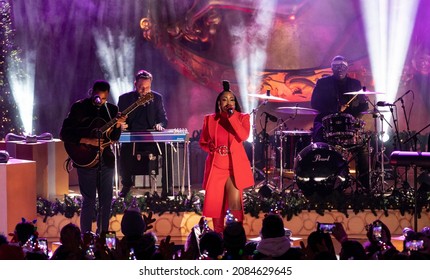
[50,223,86,260]
[2,215,429,260]
[251,213,293,260]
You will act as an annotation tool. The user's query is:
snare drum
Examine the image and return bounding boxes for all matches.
[322,113,356,140]
[275,130,312,171]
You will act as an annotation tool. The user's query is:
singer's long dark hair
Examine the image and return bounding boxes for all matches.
[214,80,242,113]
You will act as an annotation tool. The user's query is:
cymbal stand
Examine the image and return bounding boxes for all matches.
[277,125,284,191]
[366,96,392,194]
[373,109,394,194]
[253,112,277,197]
[250,100,268,179]
[268,114,296,191]
[275,121,286,191]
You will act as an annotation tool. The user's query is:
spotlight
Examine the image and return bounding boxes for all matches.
[379,133,390,143]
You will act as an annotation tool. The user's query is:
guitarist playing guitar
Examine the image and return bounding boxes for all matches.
[60,80,150,234]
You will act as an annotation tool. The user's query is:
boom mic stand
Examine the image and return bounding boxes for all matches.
[391,95,414,191]
[403,122,430,147]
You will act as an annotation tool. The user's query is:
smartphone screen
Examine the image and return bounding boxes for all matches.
[405,240,424,251]
[105,232,116,250]
[317,223,335,233]
[38,238,48,255]
[373,225,382,239]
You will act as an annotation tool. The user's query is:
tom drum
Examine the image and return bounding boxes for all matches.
[322,113,356,140]
[275,130,312,171]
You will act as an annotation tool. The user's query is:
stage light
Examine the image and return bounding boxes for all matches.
[360,0,419,128]
[7,50,36,135]
[94,29,136,103]
[380,132,390,143]
[227,1,277,142]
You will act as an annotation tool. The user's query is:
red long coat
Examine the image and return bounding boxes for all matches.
[199,112,254,218]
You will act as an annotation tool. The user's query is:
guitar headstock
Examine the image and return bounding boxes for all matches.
[137,92,154,106]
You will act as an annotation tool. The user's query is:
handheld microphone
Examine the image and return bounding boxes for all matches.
[376,101,395,107]
[228,107,234,115]
[92,95,102,106]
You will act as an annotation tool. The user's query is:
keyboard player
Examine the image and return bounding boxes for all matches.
[117,69,169,198]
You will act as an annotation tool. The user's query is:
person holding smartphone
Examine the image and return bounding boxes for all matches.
[363,220,398,259]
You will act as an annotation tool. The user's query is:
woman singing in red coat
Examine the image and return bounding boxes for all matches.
[199,81,254,233]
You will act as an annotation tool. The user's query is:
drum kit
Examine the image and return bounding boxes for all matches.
[249,90,390,197]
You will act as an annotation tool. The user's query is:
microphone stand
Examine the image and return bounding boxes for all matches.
[387,103,404,191]
[403,122,430,147]
[399,97,416,151]
[267,113,296,191]
[95,107,103,233]
[389,105,402,151]
[255,111,276,197]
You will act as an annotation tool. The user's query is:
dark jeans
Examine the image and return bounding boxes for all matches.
[77,163,114,234]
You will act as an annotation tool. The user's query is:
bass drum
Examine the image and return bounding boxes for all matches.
[294,142,349,197]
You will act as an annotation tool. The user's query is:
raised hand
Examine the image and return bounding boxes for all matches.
[142,211,156,232]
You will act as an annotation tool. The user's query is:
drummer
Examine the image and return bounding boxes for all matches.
[310,55,370,189]
[311,55,368,141]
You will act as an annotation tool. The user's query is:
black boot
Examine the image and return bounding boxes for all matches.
[119,185,132,197]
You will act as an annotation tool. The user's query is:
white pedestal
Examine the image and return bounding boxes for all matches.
[0,158,37,236]
[0,139,69,199]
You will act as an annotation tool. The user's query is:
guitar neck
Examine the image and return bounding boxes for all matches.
[97,93,154,134]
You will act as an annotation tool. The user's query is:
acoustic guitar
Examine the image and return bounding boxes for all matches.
[64,93,154,168]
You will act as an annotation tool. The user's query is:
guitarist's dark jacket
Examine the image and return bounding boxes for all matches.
[60,98,122,168]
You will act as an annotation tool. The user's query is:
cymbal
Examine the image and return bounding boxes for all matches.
[276,106,319,115]
[344,89,385,95]
[247,93,289,101]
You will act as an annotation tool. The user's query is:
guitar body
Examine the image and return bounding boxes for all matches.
[64,142,102,168]
[64,93,154,168]
[64,118,112,168]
